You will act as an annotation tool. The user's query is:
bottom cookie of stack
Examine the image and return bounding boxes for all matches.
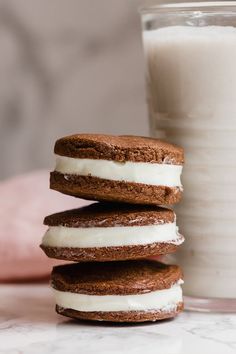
[51,260,184,323]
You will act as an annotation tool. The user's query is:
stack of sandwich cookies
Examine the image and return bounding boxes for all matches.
[41,133,185,323]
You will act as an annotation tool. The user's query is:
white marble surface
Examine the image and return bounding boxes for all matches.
[1,284,236,354]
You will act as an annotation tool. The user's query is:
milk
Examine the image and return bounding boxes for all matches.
[143,26,236,298]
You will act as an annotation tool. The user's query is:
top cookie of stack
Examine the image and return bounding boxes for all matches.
[50,134,184,205]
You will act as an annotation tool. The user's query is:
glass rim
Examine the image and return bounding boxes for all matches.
[139,2,236,14]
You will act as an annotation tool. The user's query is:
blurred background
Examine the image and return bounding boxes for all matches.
[0,0,204,180]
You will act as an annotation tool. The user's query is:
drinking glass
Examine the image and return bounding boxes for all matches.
[140,1,236,312]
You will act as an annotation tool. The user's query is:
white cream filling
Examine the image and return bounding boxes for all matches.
[54,156,183,187]
[52,280,183,312]
[42,222,183,248]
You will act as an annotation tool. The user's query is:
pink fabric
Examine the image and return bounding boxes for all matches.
[0,170,89,282]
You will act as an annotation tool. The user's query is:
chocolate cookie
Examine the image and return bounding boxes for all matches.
[50,134,184,205]
[41,203,184,262]
[51,260,184,322]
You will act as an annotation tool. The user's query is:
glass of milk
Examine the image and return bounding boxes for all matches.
[140,2,236,312]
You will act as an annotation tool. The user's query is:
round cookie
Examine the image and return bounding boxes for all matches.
[51,260,184,322]
[50,134,184,205]
[41,203,184,262]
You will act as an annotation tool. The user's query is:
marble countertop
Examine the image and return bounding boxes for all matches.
[1,284,236,354]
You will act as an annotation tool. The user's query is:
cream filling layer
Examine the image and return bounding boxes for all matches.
[52,281,183,312]
[54,156,183,187]
[42,222,183,248]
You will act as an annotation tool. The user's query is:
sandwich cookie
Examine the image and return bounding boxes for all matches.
[51,260,184,322]
[50,134,184,205]
[41,203,184,262]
